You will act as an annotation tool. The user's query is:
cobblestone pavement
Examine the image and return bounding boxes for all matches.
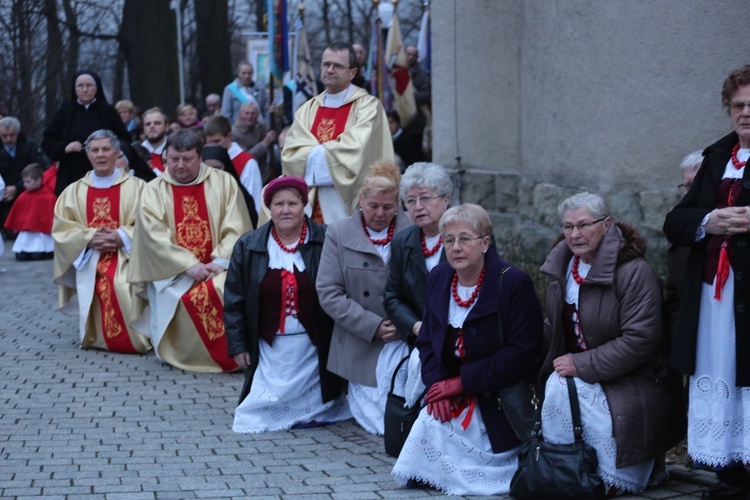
[0,240,717,499]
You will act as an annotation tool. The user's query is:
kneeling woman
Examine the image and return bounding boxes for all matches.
[539,192,682,494]
[224,176,350,432]
[392,204,543,495]
[317,161,412,435]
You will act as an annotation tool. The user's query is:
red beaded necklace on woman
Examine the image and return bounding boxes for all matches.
[714,143,746,300]
[451,267,486,308]
[362,217,396,245]
[571,255,585,285]
[272,221,307,253]
[421,230,443,257]
[731,143,747,170]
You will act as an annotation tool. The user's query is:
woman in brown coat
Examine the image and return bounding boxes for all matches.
[539,192,683,495]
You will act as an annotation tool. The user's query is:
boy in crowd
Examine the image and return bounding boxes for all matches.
[204,116,262,215]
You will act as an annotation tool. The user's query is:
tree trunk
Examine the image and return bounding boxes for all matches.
[322,0,331,46]
[61,0,79,90]
[112,33,126,104]
[346,0,353,43]
[195,0,232,98]
[12,0,34,130]
[43,0,64,123]
[121,0,180,117]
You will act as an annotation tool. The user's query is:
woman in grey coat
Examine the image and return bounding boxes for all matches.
[317,161,413,434]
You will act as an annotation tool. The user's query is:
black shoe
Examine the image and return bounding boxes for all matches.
[701,482,750,499]
[15,251,53,261]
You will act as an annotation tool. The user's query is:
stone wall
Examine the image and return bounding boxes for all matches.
[431,0,750,277]
[452,169,682,277]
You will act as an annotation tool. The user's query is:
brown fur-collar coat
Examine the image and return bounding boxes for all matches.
[540,222,684,467]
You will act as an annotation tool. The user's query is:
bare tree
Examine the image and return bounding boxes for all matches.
[195,0,232,100]
[121,0,180,116]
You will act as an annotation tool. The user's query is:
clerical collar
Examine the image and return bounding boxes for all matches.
[173,165,204,186]
[324,85,354,108]
[392,128,403,140]
[77,98,96,109]
[91,169,119,188]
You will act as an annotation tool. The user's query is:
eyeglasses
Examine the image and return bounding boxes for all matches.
[561,217,607,234]
[677,182,693,191]
[321,62,352,71]
[404,195,445,208]
[443,236,484,248]
[731,101,750,113]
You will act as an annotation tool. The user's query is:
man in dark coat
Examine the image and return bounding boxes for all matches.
[0,116,47,231]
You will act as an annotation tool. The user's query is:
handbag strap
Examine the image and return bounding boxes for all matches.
[495,267,512,347]
[389,355,411,394]
[565,376,585,442]
[389,354,428,402]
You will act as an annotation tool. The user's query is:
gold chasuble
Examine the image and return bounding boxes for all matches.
[281,86,393,223]
[129,166,252,373]
[53,170,150,353]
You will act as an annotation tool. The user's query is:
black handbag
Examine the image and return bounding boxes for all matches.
[384,354,426,457]
[509,376,605,500]
[495,267,539,442]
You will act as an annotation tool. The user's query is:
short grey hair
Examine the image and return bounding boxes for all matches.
[557,192,612,221]
[0,116,21,132]
[399,162,453,200]
[439,204,493,238]
[679,150,703,172]
[85,129,120,152]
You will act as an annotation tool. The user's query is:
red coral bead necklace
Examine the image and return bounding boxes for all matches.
[272,221,307,253]
[452,267,486,308]
[421,230,443,257]
[732,143,747,170]
[571,255,586,285]
[362,217,395,245]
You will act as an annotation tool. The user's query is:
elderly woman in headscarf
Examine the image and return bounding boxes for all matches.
[201,146,258,228]
[224,176,350,433]
[42,70,133,195]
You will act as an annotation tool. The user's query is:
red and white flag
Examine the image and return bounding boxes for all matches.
[384,13,417,127]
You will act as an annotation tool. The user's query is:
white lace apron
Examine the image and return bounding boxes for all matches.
[392,403,519,495]
[689,269,750,466]
[348,339,409,435]
[232,333,351,433]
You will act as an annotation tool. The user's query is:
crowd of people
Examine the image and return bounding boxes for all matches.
[2,39,750,498]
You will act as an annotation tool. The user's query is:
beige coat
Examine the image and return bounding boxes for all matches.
[316,209,412,386]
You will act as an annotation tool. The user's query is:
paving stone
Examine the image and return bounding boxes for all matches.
[0,241,717,500]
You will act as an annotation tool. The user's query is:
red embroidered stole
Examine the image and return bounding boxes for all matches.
[173,184,213,264]
[150,153,164,173]
[308,102,354,223]
[311,102,353,144]
[172,184,237,371]
[231,150,253,176]
[181,279,236,371]
[86,184,137,353]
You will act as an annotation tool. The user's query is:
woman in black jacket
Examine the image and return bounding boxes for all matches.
[224,176,349,433]
[42,70,132,195]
